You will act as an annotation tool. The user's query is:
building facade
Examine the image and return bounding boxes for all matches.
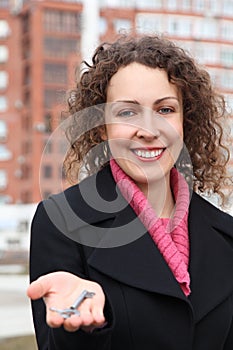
[0,0,232,204]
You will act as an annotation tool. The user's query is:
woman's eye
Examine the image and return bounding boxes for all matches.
[158,107,174,114]
[116,110,136,118]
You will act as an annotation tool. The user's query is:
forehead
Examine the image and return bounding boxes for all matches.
[106,63,179,103]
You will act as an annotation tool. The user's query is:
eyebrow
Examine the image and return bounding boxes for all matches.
[114,97,179,105]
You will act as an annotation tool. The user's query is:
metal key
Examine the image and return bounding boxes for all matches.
[49,290,95,319]
[49,307,80,319]
[70,290,95,310]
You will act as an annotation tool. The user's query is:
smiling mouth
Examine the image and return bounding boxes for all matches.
[131,148,165,159]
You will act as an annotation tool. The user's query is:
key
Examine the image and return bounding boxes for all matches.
[49,290,96,319]
[49,307,80,319]
[70,290,96,310]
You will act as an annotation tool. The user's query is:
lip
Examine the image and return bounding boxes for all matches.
[131,147,165,161]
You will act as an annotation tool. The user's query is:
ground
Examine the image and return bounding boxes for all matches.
[0,335,37,350]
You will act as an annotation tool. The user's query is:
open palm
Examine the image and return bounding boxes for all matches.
[27,271,106,332]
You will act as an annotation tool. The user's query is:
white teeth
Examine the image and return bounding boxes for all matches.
[133,149,163,158]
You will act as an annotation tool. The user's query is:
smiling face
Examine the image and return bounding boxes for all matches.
[103,62,183,192]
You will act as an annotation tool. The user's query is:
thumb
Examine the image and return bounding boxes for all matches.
[27,274,53,300]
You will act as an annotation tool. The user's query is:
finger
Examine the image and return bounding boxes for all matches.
[89,291,106,324]
[63,298,99,332]
[78,299,94,326]
[46,311,65,328]
[27,277,49,300]
[92,306,105,325]
[63,314,83,332]
[27,271,74,300]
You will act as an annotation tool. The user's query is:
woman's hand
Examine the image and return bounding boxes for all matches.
[27,271,106,332]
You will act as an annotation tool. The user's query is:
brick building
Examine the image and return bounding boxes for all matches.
[0,0,83,203]
[0,0,232,204]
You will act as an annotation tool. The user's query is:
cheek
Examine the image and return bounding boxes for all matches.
[105,123,135,141]
[105,123,120,140]
[167,119,183,141]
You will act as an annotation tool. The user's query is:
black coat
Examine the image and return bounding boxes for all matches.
[30,165,233,350]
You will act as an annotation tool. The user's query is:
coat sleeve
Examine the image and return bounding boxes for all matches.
[224,294,233,350]
[29,199,114,350]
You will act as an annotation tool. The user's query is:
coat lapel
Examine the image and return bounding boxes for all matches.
[188,193,233,322]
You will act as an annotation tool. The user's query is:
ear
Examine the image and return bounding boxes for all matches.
[99,125,107,141]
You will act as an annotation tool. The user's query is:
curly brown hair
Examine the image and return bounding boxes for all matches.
[64,34,232,203]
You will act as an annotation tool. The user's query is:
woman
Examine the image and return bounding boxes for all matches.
[27,34,233,349]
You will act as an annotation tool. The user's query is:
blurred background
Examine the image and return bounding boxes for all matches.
[0,0,233,348]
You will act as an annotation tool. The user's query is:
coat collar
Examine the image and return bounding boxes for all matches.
[50,165,233,322]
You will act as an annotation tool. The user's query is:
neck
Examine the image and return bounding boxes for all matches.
[137,174,175,218]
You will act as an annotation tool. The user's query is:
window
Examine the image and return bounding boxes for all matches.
[22,114,32,131]
[44,37,79,58]
[0,144,12,160]
[194,43,218,65]
[0,71,8,90]
[44,113,52,133]
[113,19,132,33]
[0,20,10,38]
[43,139,53,154]
[22,13,30,33]
[0,1,10,9]
[0,170,7,190]
[43,10,81,33]
[22,140,32,154]
[194,18,218,40]
[220,70,233,90]
[23,91,31,107]
[0,45,8,63]
[21,164,31,179]
[136,0,162,9]
[220,48,233,67]
[0,195,12,204]
[167,16,192,37]
[0,96,8,112]
[221,20,233,41]
[223,1,233,16]
[193,0,205,12]
[44,89,65,109]
[136,14,162,34]
[22,39,31,59]
[0,120,7,141]
[43,165,52,178]
[44,63,67,85]
[59,139,68,154]
[167,0,178,10]
[103,0,134,7]
[208,0,221,15]
[207,68,219,87]
[99,17,107,36]
[180,0,191,10]
[23,66,31,85]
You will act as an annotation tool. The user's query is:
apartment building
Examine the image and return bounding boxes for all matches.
[0,0,83,203]
[0,0,232,203]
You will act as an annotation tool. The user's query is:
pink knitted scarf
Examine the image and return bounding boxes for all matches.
[110,159,191,296]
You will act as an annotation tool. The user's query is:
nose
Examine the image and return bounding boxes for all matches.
[135,109,160,140]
